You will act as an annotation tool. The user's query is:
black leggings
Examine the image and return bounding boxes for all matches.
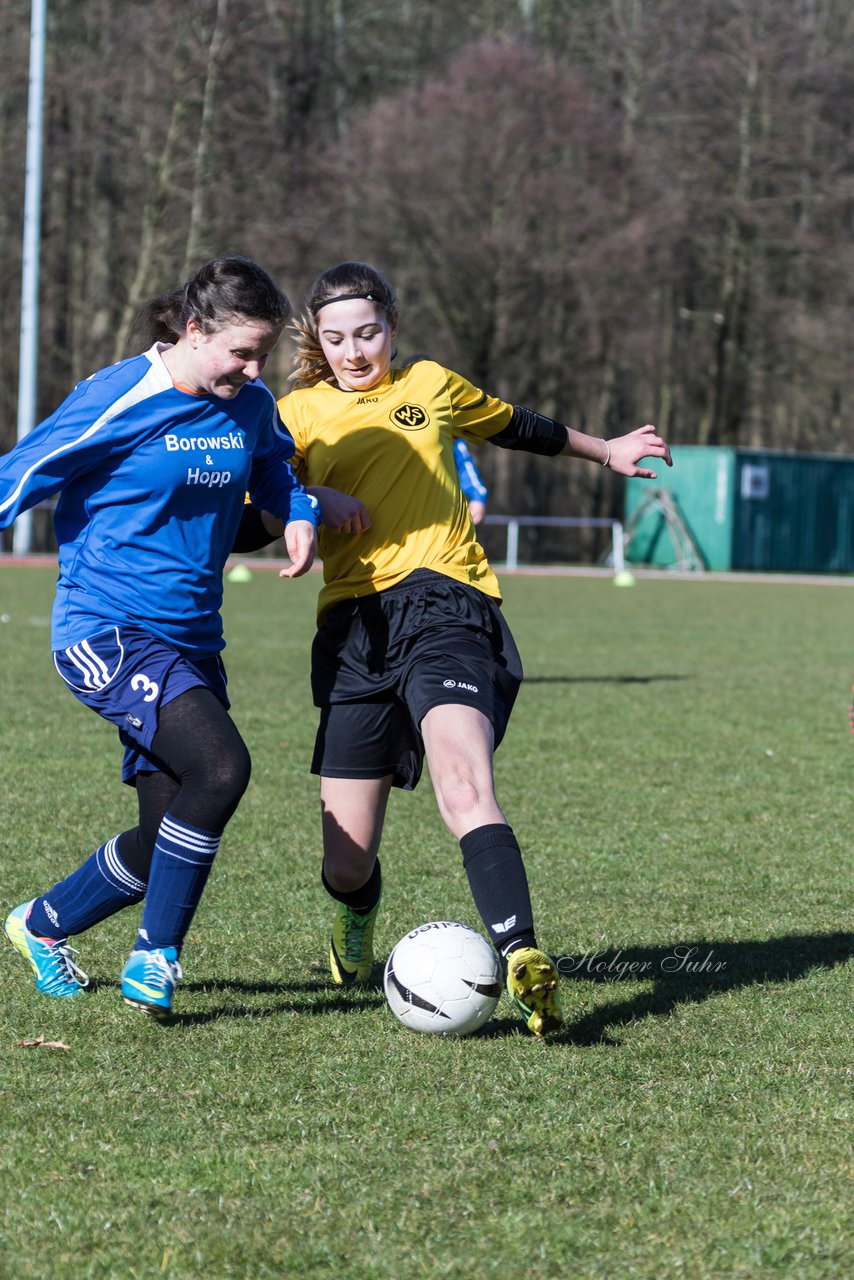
[115,687,251,880]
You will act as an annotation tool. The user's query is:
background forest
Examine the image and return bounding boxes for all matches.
[2,0,853,542]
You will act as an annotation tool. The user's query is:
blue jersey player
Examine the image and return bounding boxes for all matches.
[1,255,320,1019]
[453,438,488,526]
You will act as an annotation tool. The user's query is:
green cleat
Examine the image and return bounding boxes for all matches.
[329,895,381,986]
[506,946,563,1038]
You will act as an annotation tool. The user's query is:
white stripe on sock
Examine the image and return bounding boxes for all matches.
[101,836,147,894]
[157,816,221,865]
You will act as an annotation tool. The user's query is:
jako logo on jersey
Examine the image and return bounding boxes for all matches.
[186,468,231,488]
[165,432,245,451]
[491,915,517,934]
[390,404,429,430]
[443,678,479,693]
[357,396,379,404]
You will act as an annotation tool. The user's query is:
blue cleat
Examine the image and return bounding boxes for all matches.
[120,947,182,1019]
[4,900,89,998]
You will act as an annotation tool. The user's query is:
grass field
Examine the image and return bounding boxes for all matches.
[0,564,852,1280]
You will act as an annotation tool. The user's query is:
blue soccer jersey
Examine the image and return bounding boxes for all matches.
[0,343,319,655]
[453,439,488,504]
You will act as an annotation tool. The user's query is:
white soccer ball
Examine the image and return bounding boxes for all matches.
[383,921,502,1036]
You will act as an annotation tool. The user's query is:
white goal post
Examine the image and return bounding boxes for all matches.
[482,515,626,574]
[2,507,627,575]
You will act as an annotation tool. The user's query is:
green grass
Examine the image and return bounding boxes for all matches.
[1,564,852,1280]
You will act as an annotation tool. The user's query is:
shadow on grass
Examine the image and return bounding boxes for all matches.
[524,675,691,686]
[547,930,854,1047]
[524,674,690,685]
[175,974,387,1025]
[83,973,386,1026]
[82,931,852,1037]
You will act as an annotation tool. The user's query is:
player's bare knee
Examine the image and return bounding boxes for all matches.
[323,853,376,893]
[435,774,482,827]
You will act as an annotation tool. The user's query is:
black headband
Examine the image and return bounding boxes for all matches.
[314,291,385,312]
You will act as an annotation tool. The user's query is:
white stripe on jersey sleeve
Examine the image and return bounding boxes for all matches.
[0,350,171,521]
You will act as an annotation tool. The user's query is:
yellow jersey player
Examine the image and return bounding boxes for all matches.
[242,260,671,1038]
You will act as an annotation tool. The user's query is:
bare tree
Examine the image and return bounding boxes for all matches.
[4,0,854,554]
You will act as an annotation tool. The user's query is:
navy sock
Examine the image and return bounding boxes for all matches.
[27,837,147,938]
[136,813,221,953]
[460,824,537,967]
[322,859,382,914]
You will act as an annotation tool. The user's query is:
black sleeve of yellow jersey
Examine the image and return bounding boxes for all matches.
[486,404,567,457]
[232,504,279,553]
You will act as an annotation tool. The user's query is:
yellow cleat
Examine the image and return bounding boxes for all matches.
[329,896,381,986]
[506,946,563,1038]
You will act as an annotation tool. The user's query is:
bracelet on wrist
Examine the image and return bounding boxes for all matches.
[601,439,611,468]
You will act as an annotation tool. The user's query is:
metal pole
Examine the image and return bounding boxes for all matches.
[612,520,626,574]
[12,0,47,555]
[506,519,519,571]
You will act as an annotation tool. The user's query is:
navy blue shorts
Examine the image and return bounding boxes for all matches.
[53,626,229,784]
[310,570,522,790]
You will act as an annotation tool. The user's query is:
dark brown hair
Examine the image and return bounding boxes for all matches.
[139,255,291,345]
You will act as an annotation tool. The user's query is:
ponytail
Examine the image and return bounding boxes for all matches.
[138,255,291,347]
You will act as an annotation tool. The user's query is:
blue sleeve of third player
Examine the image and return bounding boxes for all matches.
[453,439,488,503]
[247,402,321,527]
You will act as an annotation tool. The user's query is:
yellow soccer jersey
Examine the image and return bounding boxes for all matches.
[279,360,513,619]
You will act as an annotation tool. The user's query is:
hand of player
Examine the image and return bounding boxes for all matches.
[606,424,672,478]
[279,520,317,579]
[311,485,371,534]
[468,500,486,526]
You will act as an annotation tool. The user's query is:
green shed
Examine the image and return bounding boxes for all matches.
[623,446,854,575]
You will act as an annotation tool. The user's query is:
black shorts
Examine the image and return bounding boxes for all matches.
[311,570,523,790]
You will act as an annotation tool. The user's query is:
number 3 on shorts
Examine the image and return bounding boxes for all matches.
[131,672,160,703]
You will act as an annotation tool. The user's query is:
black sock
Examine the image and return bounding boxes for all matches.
[460,824,537,966]
[321,859,382,914]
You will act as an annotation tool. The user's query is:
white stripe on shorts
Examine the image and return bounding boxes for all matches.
[66,642,106,689]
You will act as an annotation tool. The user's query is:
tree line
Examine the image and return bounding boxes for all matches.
[2,0,852,552]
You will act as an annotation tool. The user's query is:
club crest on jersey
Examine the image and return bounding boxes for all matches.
[390,403,429,431]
